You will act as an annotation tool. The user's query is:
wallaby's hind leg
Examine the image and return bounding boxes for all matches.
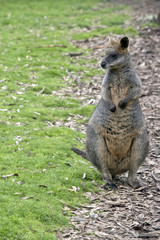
[128,130,149,188]
[98,137,117,190]
[86,129,117,190]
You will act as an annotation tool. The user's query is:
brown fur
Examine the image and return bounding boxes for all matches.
[107,37,129,54]
[98,124,138,176]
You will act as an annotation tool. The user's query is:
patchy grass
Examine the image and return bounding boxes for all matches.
[140,14,159,29]
[73,26,137,40]
[0,0,137,239]
[141,21,159,28]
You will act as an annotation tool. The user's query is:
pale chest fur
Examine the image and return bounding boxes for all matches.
[109,75,130,105]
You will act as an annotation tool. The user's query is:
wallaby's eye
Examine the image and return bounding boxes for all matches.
[110,54,117,60]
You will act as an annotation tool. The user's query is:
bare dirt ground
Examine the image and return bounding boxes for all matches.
[57,0,160,239]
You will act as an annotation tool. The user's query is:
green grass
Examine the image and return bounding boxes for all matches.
[0,0,137,239]
[141,21,159,28]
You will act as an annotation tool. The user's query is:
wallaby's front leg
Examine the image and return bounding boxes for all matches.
[102,85,116,112]
[97,136,117,190]
[128,131,149,188]
[119,83,141,109]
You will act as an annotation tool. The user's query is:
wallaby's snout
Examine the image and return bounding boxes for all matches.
[101,61,106,69]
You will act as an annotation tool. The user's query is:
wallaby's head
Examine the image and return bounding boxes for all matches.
[101,37,130,70]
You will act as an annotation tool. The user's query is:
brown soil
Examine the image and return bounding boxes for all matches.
[57,0,160,239]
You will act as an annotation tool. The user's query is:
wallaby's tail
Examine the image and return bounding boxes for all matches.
[71,147,87,159]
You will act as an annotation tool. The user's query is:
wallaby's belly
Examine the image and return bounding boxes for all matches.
[105,133,132,159]
[103,110,137,175]
[105,133,132,175]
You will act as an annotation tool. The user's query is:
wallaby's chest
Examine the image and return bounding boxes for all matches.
[109,75,129,105]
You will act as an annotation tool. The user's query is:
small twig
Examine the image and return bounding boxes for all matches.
[35,44,67,48]
[140,231,160,238]
[151,171,160,182]
[63,52,84,57]
[2,173,19,179]
[55,198,77,210]
[79,204,94,209]
[46,121,54,127]
[68,52,83,57]
[117,222,139,238]
[36,86,45,96]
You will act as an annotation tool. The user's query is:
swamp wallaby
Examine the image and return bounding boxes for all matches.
[72,36,149,190]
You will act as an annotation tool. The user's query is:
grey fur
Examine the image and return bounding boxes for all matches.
[86,37,149,189]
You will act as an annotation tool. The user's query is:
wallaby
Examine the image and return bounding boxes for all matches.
[72,36,149,190]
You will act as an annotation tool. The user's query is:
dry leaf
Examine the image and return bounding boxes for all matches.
[82,173,86,179]
[89,211,98,219]
[68,186,80,192]
[47,191,53,194]
[65,163,72,167]
[2,173,19,179]
[16,181,24,185]
[95,231,109,237]
[39,184,47,188]
[22,196,34,200]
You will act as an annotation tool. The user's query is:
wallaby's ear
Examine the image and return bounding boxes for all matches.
[120,37,129,49]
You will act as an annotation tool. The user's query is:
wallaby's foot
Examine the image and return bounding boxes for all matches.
[118,99,128,109]
[127,177,141,189]
[128,179,146,192]
[104,180,118,190]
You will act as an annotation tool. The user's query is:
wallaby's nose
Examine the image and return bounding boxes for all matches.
[101,61,106,68]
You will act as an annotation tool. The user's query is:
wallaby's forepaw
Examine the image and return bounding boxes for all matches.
[118,99,128,109]
[104,180,118,190]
